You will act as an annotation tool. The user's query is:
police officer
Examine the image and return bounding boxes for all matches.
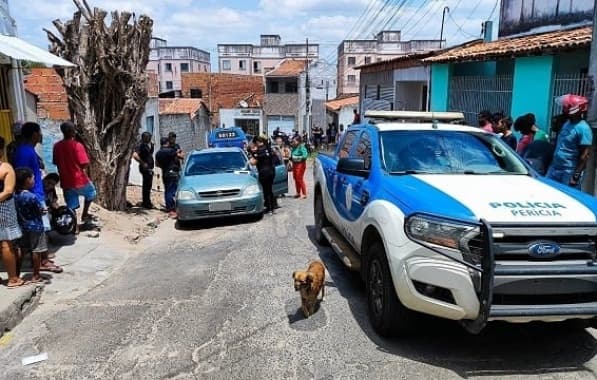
[249,135,276,215]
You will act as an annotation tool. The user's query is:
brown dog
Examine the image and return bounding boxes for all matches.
[293,260,325,318]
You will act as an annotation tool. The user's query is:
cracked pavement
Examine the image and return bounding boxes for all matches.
[2,178,597,379]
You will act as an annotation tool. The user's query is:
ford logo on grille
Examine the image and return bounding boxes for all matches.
[528,242,561,259]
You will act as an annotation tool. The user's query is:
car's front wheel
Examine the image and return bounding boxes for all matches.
[314,191,330,246]
[367,241,417,337]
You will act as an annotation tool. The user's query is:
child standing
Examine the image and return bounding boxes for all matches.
[14,168,45,283]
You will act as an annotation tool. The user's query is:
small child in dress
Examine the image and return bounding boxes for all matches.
[14,167,45,283]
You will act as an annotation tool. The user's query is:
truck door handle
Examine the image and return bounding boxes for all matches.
[361,191,370,205]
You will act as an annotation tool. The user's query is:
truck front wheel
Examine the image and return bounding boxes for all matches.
[367,242,416,337]
[314,192,330,246]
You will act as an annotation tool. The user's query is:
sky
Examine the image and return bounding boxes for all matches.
[10,0,500,67]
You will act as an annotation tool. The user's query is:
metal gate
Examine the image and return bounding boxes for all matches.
[551,73,593,117]
[449,75,514,126]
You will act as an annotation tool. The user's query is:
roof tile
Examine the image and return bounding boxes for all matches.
[159,98,205,118]
[424,26,591,64]
[325,96,359,112]
[265,59,308,77]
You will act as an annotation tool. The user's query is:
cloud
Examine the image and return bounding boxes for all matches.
[10,0,501,67]
[258,0,369,15]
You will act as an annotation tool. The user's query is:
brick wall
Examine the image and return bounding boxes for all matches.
[159,113,208,153]
[24,68,70,120]
[181,72,265,125]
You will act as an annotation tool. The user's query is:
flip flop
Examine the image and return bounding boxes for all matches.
[40,264,63,273]
[7,279,30,289]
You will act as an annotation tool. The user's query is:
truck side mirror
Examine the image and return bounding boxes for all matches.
[337,157,369,178]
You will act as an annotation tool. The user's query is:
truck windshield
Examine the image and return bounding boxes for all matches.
[380,131,529,175]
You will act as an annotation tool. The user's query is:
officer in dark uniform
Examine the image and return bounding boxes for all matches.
[249,135,276,215]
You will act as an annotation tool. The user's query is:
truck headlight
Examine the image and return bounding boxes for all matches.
[405,214,483,265]
[243,184,261,196]
[177,190,196,201]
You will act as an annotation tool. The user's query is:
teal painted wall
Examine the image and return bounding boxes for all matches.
[452,61,497,76]
[554,50,589,74]
[511,55,555,133]
[430,64,450,111]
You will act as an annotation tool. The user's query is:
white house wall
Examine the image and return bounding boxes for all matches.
[393,66,429,82]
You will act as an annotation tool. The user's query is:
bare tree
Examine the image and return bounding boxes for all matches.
[44,0,153,211]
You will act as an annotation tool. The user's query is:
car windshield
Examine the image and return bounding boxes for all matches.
[185,151,247,176]
[380,130,529,175]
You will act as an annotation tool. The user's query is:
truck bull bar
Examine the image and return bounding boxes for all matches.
[411,217,597,334]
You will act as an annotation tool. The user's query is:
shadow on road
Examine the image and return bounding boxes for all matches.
[175,215,261,231]
[305,225,597,378]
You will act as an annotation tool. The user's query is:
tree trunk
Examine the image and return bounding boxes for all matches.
[44,0,153,210]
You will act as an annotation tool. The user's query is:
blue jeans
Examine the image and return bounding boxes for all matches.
[163,175,178,212]
[546,167,583,190]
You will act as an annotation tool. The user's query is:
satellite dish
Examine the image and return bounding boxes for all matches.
[239,100,248,108]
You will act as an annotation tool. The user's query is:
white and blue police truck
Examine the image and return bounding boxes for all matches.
[313,110,597,337]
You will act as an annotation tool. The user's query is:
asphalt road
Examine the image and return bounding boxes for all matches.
[2,176,597,379]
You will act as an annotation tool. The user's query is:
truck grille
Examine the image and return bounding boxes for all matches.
[198,189,241,198]
[491,225,597,262]
[487,225,597,309]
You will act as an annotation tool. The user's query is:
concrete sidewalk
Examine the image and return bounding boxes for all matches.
[0,229,133,339]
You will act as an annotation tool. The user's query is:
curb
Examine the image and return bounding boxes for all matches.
[0,285,43,338]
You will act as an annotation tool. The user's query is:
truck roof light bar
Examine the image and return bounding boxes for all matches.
[364,110,466,124]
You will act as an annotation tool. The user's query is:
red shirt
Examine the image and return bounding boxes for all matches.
[53,139,91,190]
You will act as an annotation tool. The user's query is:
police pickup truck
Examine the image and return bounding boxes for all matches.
[313,110,597,337]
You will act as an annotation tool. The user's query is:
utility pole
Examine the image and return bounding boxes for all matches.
[585,0,597,194]
[305,38,311,138]
[440,7,449,48]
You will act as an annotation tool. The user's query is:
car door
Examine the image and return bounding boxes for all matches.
[346,131,373,221]
[334,130,360,219]
[272,147,289,196]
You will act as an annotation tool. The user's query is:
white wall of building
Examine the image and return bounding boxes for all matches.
[219,108,263,135]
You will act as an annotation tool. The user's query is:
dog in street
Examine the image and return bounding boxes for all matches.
[292,260,325,318]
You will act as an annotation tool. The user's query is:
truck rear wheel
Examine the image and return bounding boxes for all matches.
[314,192,330,246]
[367,242,417,337]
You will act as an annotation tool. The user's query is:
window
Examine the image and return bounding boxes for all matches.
[180,63,189,72]
[364,56,372,64]
[145,116,154,135]
[164,63,172,72]
[285,81,298,93]
[347,56,356,66]
[253,61,261,74]
[347,75,356,84]
[222,60,231,71]
[190,88,203,98]
[339,131,358,158]
[268,81,279,93]
[239,60,246,70]
[380,131,529,174]
[353,132,372,170]
[165,81,173,90]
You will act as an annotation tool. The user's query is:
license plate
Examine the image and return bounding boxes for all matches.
[209,202,232,212]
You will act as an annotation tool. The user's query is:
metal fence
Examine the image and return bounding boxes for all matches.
[551,73,593,117]
[449,75,514,126]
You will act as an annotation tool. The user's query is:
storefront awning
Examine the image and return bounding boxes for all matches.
[0,34,75,67]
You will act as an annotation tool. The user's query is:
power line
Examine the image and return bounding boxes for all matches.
[447,11,478,38]
[399,0,432,34]
[446,0,484,43]
[378,0,412,34]
[487,0,499,21]
[403,0,446,38]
